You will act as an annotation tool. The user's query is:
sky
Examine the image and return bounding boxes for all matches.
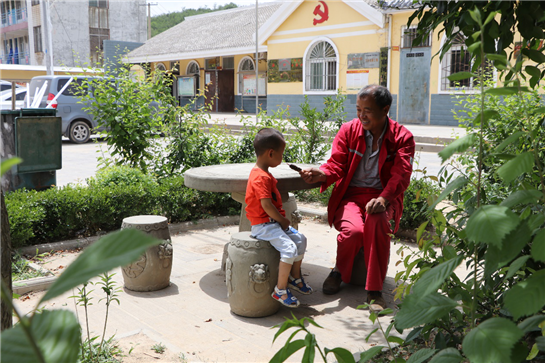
[150,0,279,16]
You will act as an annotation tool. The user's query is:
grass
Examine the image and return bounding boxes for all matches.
[150,343,166,354]
[12,252,52,281]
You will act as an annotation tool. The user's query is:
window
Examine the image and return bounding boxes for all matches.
[57,78,85,96]
[31,0,40,6]
[155,63,166,72]
[187,61,200,75]
[305,40,337,92]
[89,0,108,8]
[205,57,219,70]
[33,26,42,52]
[402,26,431,48]
[223,57,234,70]
[238,57,255,94]
[440,34,493,92]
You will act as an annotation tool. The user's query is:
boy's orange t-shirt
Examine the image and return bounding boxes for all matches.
[245,167,286,226]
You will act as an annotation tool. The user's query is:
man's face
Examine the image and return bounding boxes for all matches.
[356,95,389,136]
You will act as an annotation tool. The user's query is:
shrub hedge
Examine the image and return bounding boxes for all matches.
[5,175,239,249]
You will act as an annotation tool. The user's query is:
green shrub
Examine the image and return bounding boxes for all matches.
[5,173,238,248]
[399,176,440,231]
[87,165,157,189]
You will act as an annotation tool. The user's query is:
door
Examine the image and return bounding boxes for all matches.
[204,71,217,111]
[398,47,431,124]
[218,70,235,112]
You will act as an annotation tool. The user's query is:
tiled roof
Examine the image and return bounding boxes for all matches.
[364,0,418,11]
[127,3,282,60]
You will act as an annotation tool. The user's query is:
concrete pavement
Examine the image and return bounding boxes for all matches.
[15,217,427,362]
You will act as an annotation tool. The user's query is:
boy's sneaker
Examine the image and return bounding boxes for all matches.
[288,275,313,295]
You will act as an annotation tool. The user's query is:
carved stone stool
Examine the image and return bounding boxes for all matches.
[225,232,280,317]
[121,215,173,292]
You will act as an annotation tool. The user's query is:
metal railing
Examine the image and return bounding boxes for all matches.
[1,7,28,27]
[0,51,31,65]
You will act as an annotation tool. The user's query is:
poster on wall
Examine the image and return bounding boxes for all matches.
[178,76,195,97]
[243,73,267,96]
[346,69,369,91]
[268,58,303,83]
[348,52,380,69]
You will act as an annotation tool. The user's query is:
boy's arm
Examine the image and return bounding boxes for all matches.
[260,198,290,230]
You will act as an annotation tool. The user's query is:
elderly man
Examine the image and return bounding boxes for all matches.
[301,84,415,310]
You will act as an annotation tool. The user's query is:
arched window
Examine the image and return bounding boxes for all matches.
[155,62,166,72]
[238,56,255,94]
[305,39,337,92]
[187,60,200,75]
[239,57,255,72]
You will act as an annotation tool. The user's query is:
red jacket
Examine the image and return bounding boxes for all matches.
[320,117,415,232]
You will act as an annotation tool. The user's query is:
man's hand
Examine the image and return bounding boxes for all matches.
[366,197,389,214]
[301,168,326,184]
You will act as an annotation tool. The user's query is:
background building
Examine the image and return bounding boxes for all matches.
[1,0,147,68]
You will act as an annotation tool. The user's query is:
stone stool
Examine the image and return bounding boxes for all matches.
[121,215,173,292]
[225,232,280,317]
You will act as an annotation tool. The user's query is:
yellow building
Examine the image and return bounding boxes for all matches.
[127,0,487,126]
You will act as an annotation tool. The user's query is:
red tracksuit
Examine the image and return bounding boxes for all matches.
[320,117,415,291]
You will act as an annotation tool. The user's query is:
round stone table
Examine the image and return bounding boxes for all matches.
[184,163,321,232]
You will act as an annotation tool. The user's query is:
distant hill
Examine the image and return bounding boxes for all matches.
[150,3,238,37]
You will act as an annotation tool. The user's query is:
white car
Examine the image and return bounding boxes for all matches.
[0,88,27,110]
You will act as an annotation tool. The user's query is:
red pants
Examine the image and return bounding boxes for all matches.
[333,187,394,291]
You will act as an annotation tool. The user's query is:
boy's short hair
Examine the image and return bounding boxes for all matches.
[253,128,285,156]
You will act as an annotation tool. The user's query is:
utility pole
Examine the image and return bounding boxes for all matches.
[41,0,54,74]
[145,2,158,40]
[255,0,258,119]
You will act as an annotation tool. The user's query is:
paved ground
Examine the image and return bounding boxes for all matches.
[15,218,428,362]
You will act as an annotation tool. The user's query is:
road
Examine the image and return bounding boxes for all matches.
[56,137,451,187]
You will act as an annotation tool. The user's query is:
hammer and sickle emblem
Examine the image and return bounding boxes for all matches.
[313,1,329,26]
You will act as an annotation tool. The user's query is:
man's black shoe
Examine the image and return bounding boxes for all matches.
[323,270,342,295]
[366,291,387,312]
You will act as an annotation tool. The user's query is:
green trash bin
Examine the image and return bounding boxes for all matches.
[1,108,62,191]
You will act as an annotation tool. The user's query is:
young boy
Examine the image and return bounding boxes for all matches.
[245,128,313,308]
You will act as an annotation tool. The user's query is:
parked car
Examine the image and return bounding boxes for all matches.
[0,88,27,110]
[0,80,23,93]
[26,75,105,144]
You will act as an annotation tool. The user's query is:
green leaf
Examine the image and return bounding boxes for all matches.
[504,270,545,320]
[473,109,499,126]
[518,315,545,334]
[536,336,545,351]
[429,348,463,363]
[270,339,306,363]
[358,346,385,362]
[324,348,356,363]
[0,157,22,176]
[469,8,482,24]
[500,189,541,208]
[41,229,160,303]
[365,327,379,342]
[1,310,80,363]
[466,205,519,246]
[430,177,468,210]
[406,348,436,363]
[395,293,458,330]
[485,87,527,95]
[462,317,523,363]
[388,336,405,345]
[485,222,531,277]
[405,327,423,343]
[302,333,316,363]
[526,49,545,64]
[494,131,525,153]
[506,255,531,280]
[412,256,463,301]
[447,72,476,81]
[531,230,545,263]
[497,152,534,184]
[486,53,507,63]
[526,65,541,79]
[468,41,481,54]
[438,134,477,163]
